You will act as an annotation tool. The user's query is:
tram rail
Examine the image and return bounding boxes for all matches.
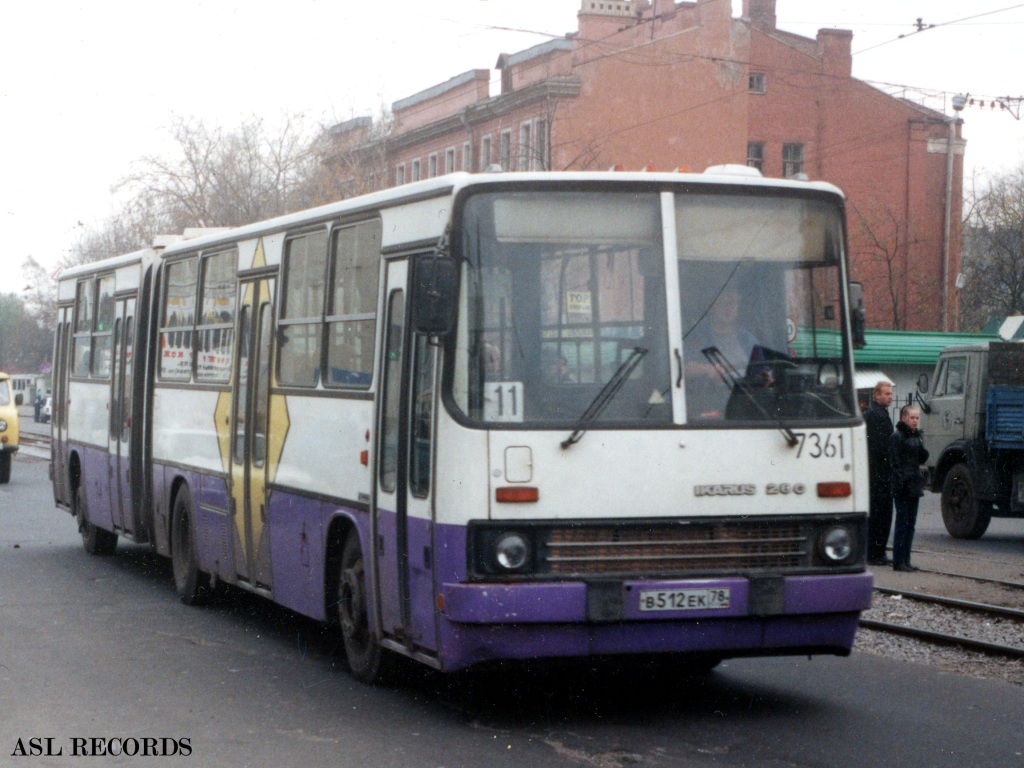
[861,586,1024,660]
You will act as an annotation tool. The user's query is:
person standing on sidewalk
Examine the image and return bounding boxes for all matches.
[889,405,929,572]
[864,381,894,566]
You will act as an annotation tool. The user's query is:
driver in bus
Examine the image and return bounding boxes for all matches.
[684,284,770,418]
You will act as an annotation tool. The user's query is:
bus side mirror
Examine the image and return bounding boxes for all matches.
[849,281,866,349]
[412,255,458,336]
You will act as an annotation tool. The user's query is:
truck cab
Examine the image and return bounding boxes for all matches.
[921,345,985,461]
[920,342,1024,538]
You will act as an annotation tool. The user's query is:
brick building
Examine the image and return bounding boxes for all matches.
[331,0,964,331]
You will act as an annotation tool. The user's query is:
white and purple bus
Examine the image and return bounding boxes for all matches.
[51,169,873,681]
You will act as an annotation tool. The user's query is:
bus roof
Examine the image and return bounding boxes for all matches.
[155,170,846,260]
[56,247,154,283]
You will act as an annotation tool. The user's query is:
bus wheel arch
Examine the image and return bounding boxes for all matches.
[336,527,395,683]
[72,454,117,556]
[170,481,210,605]
[68,451,82,497]
[324,516,355,626]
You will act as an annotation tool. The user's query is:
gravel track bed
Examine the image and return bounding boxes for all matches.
[855,591,1024,686]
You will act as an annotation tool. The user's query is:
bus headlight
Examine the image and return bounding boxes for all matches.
[819,526,855,564]
[494,532,531,572]
[0,420,6,432]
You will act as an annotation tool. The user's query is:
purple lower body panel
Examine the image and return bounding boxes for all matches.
[437,572,872,672]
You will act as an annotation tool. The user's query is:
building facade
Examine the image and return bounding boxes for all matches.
[331,0,964,331]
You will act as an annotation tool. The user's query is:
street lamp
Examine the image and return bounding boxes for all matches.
[943,93,967,332]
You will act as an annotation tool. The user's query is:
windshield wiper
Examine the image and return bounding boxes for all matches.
[702,346,798,448]
[561,347,647,449]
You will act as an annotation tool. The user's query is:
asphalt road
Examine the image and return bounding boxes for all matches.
[2,455,1023,767]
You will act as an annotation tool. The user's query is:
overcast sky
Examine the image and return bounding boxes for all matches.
[1,0,1022,281]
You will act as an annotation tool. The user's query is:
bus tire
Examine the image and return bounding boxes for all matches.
[171,486,210,605]
[0,453,10,484]
[75,481,117,556]
[941,462,991,539]
[337,530,394,683]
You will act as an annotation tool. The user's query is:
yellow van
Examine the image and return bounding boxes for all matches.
[0,372,20,484]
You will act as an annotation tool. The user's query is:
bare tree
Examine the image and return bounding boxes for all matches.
[959,165,1024,332]
[313,108,394,203]
[57,113,330,273]
[852,202,940,330]
[117,114,319,232]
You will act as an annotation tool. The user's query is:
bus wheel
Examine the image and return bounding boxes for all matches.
[337,531,393,683]
[75,481,117,556]
[171,486,210,605]
[0,453,10,484]
[941,463,991,539]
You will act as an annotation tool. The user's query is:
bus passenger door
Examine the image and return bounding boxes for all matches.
[229,278,276,590]
[53,307,73,506]
[108,298,136,534]
[375,259,439,654]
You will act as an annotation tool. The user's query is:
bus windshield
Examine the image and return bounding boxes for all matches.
[452,188,856,428]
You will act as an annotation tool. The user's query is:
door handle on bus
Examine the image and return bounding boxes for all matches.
[674,348,683,388]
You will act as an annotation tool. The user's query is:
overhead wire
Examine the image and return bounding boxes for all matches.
[852,3,1024,55]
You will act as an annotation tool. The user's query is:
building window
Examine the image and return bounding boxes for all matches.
[411,159,421,181]
[396,164,406,185]
[518,122,532,171]
[782,143,804,178]
[428,153,438,178]
[480,135,492,170]
[747,142,765,172]
[535,118,548,170]
[749,72,767,94]
[462,142,472,172]
[445,148,456,174]
[499,130,512,171]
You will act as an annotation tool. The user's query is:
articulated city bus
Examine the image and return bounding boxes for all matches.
[51,169,872,681]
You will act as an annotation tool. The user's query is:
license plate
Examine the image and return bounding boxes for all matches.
[638,588,731,612]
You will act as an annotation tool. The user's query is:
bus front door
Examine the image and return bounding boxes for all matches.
[229,277,276,590]
[375,259,439,654]
[108,298,136,535]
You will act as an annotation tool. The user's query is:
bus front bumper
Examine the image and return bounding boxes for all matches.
[437,572,872,671]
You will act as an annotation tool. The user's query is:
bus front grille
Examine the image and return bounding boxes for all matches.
[542,521,807,576]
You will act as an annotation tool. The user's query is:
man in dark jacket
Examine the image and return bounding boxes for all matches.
[864,381,894,565]
[889,405,929,572]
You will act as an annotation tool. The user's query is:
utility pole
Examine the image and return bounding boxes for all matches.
[943,94,967,332]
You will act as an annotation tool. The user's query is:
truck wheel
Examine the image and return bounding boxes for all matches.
[0,453,10,484]
[941,463,992,539]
